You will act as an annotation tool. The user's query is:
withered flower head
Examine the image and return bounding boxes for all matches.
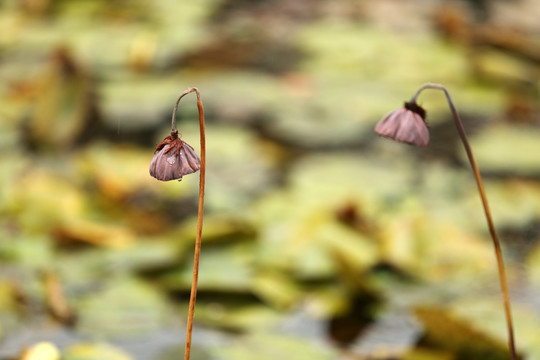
[149,130,201,181]
[375,101,429,147]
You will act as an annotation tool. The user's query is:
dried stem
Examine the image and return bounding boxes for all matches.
[411,83,517,360]
[172,88,206,360]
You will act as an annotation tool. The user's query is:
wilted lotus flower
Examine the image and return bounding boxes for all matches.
[149,87,206,360]
[149,130,201,181]
[373,83,518,360]
[375,101,429,147]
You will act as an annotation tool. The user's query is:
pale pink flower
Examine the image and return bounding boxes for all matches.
[375,101,429,147]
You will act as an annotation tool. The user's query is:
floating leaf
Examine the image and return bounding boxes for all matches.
[403,348,453,360]
[3,168,85,232]
[75,142,188,201]
[212,332,336,360]
[23,49,96,151]
[469,179,540,229]
[414,305,511,360]
[378,209,494,281]
[252,271,303,310]
[179,124,280,211]
[463,124,540,176]
[55,239,181,291]
[157,344,212,360]
[98,76,186,131]
[194,302,281,331]
[159,242,255,293]
[75,276,169,338]
[172,214,257,246]
[54,218,134,249]
[64,343,132,360]
[0,233,54,270]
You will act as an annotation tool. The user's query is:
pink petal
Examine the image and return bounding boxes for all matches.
[375,108,429,147]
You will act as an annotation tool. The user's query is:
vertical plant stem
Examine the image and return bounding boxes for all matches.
[172,88,206,360]
[412,83,517,360]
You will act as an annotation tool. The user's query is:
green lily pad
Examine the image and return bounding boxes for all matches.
[253,194,377,280]
[212,332,337,360]
[182,72,284,126]
[527,242,540,284]
[463,124,540,175]
[177,124,280,211]
[252,271,303,310]
[415,306,511,360]
[55,239,181,289]
[467,179,540,229]
[64,343,132,360]
[75,276,170,337]
[76,142,191,200]
[0,233,54,270]
[193,301,281,331]
[378,208,494,281]
[98,76,187,130]
[3,168,85,232]
[23,49,95,151]
[440,297,540,359]
[295,22,466,83]
[159,242,255,293]
[264,83,378,147]
[157,344,212,360]
[287,153,415,208]
[171,214,257,246]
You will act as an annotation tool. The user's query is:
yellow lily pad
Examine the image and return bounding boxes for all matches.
[64,343,132,360]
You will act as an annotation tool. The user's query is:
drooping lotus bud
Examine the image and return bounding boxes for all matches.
[375,101,429,147]
[149,130,201,181]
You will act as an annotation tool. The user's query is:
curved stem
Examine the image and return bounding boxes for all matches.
[173,88,206,360]
[413,83,517,360]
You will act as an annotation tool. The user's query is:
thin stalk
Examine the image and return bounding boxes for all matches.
[411,83,517,360]
[172,88,206,360]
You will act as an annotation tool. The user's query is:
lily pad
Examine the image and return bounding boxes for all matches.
[98,76,187,130]
[3,168,85,232]
[64,343,132,360]
[263,83,378,148]
[295,21,466,85]
[177,124,280,211]
[159,242,255,293]
[75,276,170,338]
[23,49,95,151]
[253,194,377,281]
[417,297,540,359]
[0,233,54,270]
[414,306,511,360]
[378,207,494,281]
[55,239,181,289]
[468,179,540,229]
[193,302,281,331]
[252,271,303,310]
[462,124,540,176]
[212,332,337,360]
[76,142,191,201]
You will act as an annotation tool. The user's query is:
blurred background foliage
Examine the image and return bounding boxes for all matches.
[0,0,539,359]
